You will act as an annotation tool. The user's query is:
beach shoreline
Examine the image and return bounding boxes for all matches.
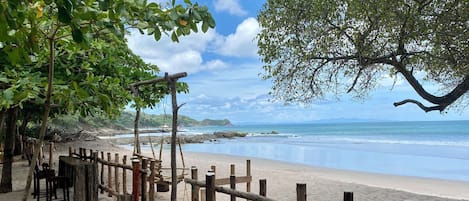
[1,138,468,201]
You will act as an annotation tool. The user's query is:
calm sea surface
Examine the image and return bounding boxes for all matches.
[133,121,469,182]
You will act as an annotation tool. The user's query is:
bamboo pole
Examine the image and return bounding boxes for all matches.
[296,183,306,201]
[115,153,120,194]
[132,158,140,201]
[108,152,112,197]
[123,155,128,194]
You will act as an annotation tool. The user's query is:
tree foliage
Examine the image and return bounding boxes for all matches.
[0,0,215,195]
[257,0,468,112]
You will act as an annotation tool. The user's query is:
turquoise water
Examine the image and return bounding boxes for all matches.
[176,121,469,182]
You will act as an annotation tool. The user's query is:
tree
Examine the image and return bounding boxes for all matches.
[0,0,215,196]
[257,0,468,112]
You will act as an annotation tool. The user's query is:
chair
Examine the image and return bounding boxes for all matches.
[33,163,55,201]
[33,163,71,201]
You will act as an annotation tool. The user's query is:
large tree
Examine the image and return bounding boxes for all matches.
[0,0,214,196]
[257,0,468,112]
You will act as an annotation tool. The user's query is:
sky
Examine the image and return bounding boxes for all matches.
[126,0,469,124]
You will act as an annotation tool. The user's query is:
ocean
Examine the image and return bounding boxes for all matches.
[131,121,469,182]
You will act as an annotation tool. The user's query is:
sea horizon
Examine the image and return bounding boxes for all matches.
[114,120,469,183]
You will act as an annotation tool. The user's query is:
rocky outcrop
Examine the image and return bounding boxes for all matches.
[105,131,248,145]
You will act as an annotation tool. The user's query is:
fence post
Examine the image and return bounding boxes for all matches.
[132,158,141,201]
[123,155,128,195]
[79,148,83,159]
[211,165,216,173]
[191,166,199,201]
[230,175,236,201]
[296,183,306,201]
[115,153,120,194]
[344,192,353,201]
[48,142,53,167]
[84,148,88,161]
[206,172,216,201]
[100,151,105,194]
[259,179,266,197]
[246,160,251,193]
[108,152,112,197]
[149,160,156,201]
[200,189,206,201]
[141,159,148,201]
[69,147,72,157]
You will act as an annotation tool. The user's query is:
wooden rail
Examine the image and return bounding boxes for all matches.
[70,147,162,201]
[184,160,355,201]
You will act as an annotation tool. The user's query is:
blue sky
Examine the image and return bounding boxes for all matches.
[126,0,469,124]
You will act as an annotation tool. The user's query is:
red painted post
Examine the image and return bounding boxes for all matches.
[132,158,141,201]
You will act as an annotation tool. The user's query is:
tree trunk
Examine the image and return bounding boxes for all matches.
[134,108,141,154]
[0,107,18,193]
[169,79,178,201]
[22,37,55,201]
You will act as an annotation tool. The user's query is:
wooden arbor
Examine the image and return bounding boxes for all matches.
[128,72,186,201]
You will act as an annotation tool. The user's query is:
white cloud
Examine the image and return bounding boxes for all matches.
[214,0,247,16]
[217,17,260,58]
[126,28,226,74]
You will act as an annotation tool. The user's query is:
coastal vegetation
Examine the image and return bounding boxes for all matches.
[258,0,468,112]
[0,0,215,198]
[48,111,232,132]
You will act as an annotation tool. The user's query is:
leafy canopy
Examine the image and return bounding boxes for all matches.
[0,0,215,116]
[257,0,468,112]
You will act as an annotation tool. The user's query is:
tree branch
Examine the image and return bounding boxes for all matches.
[393,99,445,112]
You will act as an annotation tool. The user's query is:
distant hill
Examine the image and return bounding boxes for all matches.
[50,111,232,131]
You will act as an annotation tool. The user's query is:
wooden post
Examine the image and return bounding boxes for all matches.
[259,179,266,197]
[296,183,306,201]
[141,159,148,201]
[200,189,206,201]
[230,175,236,201]
[68,147,72,157]
[230,164,235,176]
[84,148,88,161]
[49,142,53,167]
[108,152,112,197]
[132,158,141,201]
[211,165,216,173]
[123,155,128,194]
[246,160,251,193]
[344,192,353,201]
[206,172,215,201]
[191,166,199,201]
[149,160,156,201]
[115,153,120,194]
[100,151,105,194]
[90,149,93,161]
[79,147,83,159]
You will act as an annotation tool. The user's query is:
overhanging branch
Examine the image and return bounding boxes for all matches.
[393,99,445,112]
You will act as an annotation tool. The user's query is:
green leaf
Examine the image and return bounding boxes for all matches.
[58,6,72,24]
[99,0,110,11]
[71,27,84,43]
[153,27,161,41]
[169,10,179,21]
[202,21,209,32]
[171,31,179,42]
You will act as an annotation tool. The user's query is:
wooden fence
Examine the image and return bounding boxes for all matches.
[185,161,355,201]
[69,147,162,201]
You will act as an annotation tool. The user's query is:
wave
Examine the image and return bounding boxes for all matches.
[324,137,469,147]
[247,133,298,138]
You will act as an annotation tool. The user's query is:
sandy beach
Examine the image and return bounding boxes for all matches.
[1,138,469,201]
